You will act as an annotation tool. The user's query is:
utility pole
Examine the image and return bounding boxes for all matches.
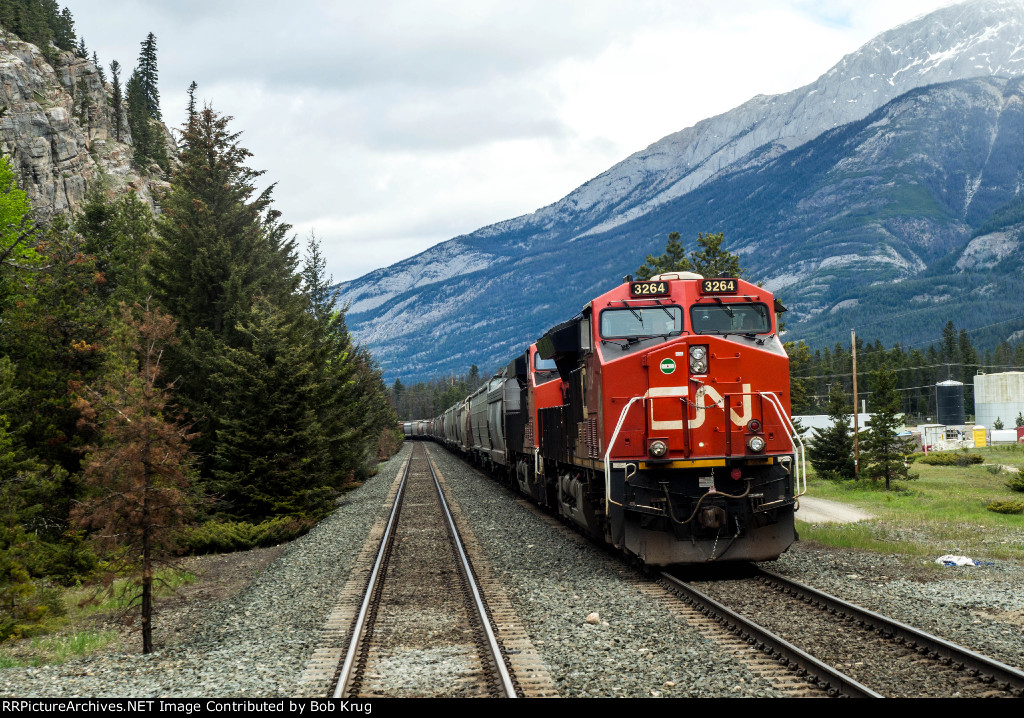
[852,329,860,476]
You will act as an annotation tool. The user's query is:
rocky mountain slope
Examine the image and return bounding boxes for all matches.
[336,0,1024,382]
[0,28,168,219]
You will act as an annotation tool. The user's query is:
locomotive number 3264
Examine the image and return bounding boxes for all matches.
[700,278,738,294]
[630,281,669,297]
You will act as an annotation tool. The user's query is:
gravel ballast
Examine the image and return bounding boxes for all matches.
[2,442,1022,697]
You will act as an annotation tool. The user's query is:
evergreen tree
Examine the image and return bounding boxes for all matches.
[109,60,124,142]
[636,231,690,279]
[689,232,743,278]
[994,417,1004,430]
[1016,412,1024,428]
[209,296,330,520]
[186,81,198,122]
[808,383,855,480]
[861,368,914,490]
[149,105,302,497]
[74,75,92,124]
[0,355,63,641]
[636,231,743,280]
[55,7,76,51]
[136,33,161,121]
[77,189,155,305]
[126,70,153,166]
[92,51,104,84]
[72,302,196,654]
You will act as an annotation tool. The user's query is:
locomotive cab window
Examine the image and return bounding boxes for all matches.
[690,303,771,335]
[599,306,683,339]
[533,353,559,383]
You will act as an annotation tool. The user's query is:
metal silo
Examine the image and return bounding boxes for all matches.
[936,380,965,426]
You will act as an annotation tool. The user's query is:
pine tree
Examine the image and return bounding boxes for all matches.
[861,368,915,490]
[125,70,153,165]
[109,60,124,142]
[150,106,298,338]
[186,81,198,122]
[77,189,155,305]
[92,51,105,84]
[689,232,743,278]
[72,302,196,654]
[636,231,690,279]
[207,296,333,520]
[137,33,161,121]
[149,105,301,491]
[635,231,743,280]
[808,383,855,480]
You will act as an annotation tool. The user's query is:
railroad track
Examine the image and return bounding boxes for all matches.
[664,567,1024,698]
[332,443,518,698]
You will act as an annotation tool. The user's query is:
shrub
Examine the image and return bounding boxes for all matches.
[986,500,1024,515]
[180,516,316,555]
[1005,473,1024,493]
[917,452,984,466]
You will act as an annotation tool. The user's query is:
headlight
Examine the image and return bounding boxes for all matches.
[747,435,766,453]
[689,345,709,374]
[649,440,668,457]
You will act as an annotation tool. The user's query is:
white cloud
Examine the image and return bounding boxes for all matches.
[64,0,955,281]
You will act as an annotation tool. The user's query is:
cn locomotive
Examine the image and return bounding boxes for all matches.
[419,271,804,565]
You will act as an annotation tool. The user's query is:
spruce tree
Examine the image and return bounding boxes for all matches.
[137,33,161,121]
[125,70,153,166]
[149,105,301,496]
[109,60,124,141]
[862,368,914,490]
[689,232,743,278]
[635,231,743,280]
[808,383,855,480]
[209,297,330,520]
[92,51,105,84]
[636,231,691,279]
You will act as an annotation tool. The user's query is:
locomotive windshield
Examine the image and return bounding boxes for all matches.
[600,306,683,339]
[690,303,771,335]
[534,354,557,371]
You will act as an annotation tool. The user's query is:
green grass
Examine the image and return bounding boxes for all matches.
[0,631,118,668]
[798,449,1024,560]
[0,569,197,666]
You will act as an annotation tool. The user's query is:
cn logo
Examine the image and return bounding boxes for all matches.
[688,384,752,429]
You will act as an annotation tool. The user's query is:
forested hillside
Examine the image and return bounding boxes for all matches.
[1,3,397,645]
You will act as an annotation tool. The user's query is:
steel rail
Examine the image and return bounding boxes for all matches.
[659,571,882,698]
[424,445,518,698]
[756,567,1024,696]
[332,448,412,699]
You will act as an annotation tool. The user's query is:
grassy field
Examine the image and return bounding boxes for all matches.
[798,445,1024,561]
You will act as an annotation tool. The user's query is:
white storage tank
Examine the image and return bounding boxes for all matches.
[973,371,1024,431]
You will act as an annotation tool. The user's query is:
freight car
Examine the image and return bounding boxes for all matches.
[425,272,804,565]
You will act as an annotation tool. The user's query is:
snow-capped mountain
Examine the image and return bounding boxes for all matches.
[338,0,1024,381]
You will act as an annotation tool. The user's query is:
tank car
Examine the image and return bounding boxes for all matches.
[421,271,804,565]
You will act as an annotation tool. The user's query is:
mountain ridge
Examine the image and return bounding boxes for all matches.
[338,0,1024,381]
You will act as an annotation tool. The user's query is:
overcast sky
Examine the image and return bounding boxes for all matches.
[65,0,954,283]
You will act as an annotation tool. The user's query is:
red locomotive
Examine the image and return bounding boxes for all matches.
[425,271,804,565]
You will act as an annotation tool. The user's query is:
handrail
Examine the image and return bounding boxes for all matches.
[603,396,645,515]
[758,391,807,497]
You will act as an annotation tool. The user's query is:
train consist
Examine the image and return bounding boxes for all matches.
[406,272,804,565]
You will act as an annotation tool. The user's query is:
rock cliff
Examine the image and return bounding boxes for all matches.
[0,27,170,219]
